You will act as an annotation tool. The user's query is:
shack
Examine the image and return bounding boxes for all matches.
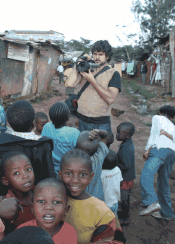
[0,30,64,98]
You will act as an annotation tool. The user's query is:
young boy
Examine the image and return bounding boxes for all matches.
[6,100,41,140]
[101,149,123,217]
[33,112,49,136]
[58,149,126,244]
[76,129,109,201]
[116,122,135,226]
[17,178,77,244]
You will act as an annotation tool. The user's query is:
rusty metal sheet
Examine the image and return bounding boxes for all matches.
[1,58,24,97]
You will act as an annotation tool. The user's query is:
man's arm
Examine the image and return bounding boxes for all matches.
[66,64,82,87]
[80,71,119,105]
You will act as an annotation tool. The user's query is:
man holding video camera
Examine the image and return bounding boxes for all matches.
[66,40,121,132]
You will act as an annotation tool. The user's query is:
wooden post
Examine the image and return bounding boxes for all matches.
[170,28,175,97]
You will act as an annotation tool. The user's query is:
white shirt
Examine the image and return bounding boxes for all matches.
[12,131,41,140]
[101,166,123,207]
[145,115,175,151]
[57,65,64,73]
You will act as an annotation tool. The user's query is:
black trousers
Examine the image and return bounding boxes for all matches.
[118,189,131,219]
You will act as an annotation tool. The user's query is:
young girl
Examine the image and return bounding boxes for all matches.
[33,112,49,136]
[17,178,77,244]
[0,151,35,236]
[58,149,126,244]
[41,102,80,177]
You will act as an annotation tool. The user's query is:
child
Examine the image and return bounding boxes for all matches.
[33,112,49,136]
[41,102,80,177]
[116,122,135,226]
[76,129,109,201]
[101,149,123,218]
[58,149,126,244]
[17,178,77,244]
[66,114,79,130]
[0,226,54,244]
[0,151,35,236]
[6,100,41,140]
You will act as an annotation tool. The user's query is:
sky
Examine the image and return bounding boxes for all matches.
[0,0,144,48]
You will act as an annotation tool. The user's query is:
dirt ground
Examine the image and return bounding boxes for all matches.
[32,78,175,244]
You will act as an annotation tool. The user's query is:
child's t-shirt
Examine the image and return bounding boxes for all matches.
[12,131,41,140]
[101,166,123,207]
[4,189,34,235]
[0,105,7,133]
[41,123,80,176]
[65,196,116,244]
[17,219,77,244]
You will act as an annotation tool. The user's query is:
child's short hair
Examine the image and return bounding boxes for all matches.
[76,131,98,156]
[106,132,114,148]
[7,100,35,132]
[61,149,92,173]
[35,112,48,122]
[34,177,67,203]
[102,149,118,170]
[0,151,30,178]
[118,122,135,137]
[49,102,70,128]
[0,226,54,244]
[0,151,30,195]
[159,105,175,119]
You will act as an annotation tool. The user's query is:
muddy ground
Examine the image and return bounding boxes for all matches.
[32,77,175,244]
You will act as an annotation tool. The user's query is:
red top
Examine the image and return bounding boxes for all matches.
[17,219,77,244]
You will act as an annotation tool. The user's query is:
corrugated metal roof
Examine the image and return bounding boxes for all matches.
[9,30,64,35]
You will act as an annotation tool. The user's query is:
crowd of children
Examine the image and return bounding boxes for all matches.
[4,98,175,243]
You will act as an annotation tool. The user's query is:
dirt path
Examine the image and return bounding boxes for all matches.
[32,79,175,244]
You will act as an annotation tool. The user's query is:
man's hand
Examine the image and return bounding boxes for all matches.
[80,70,96,84]
[143,151,149,161]
[0,197,20,220]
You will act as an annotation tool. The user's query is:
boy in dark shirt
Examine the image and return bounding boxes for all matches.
[116,122,135,226]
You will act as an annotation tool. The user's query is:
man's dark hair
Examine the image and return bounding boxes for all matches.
[91,40,113,62]
[49,102,70,128]
[102,149,118,170]
[7,100,35,132]
[35,112,49,122]
[0,226,54,244]
[118,122,135,137]
[61,149,92,173]
[76,131,98,156]
[159,105,175,119]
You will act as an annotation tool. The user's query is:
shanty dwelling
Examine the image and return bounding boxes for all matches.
[0,31,63,98]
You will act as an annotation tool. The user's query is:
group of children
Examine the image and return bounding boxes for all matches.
[0,99,136,244]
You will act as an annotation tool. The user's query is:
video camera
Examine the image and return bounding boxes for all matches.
[76,56,100,73]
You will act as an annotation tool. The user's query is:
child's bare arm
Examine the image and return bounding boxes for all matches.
[89,129,109,144]
[160,129,173,140]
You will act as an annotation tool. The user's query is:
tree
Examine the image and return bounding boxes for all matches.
[131,0,175,44]
[63,38,93,53]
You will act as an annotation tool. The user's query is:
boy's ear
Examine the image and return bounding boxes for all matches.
[58,171,62,180]
[64,205,70,217]
[1,176,10,186]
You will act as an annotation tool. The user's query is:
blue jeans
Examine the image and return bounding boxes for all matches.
[110,202,118,217]
[79,118,112,133]
[140,148,175,218]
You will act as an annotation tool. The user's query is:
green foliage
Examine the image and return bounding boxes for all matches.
[122,79,156,100]
[131,0,175,44]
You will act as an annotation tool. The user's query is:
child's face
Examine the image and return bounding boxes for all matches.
[36,118,48,133]
[58,159,94,200]
[33,185,68,232]
[2,156,35,193]
[116,127,129,141]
